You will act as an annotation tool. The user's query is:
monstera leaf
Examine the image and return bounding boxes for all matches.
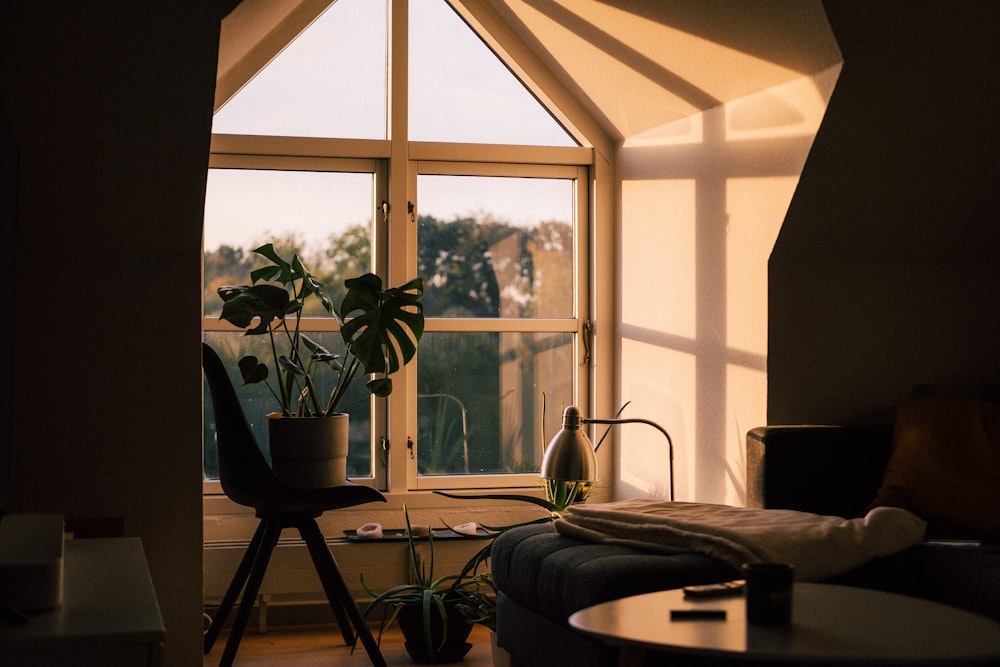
[217,283,290,334]
[217,243,424,416]
[339,273,424,376]
[251,243,333,315]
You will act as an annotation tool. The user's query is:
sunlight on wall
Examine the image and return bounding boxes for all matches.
[616,64,840,505]
[618,341,695,500]
[726,177,798,354]
[507,0,838,141]
[725,70,838,142]
[621,179,696,338]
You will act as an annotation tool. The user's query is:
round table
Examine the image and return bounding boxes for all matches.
[568,583,1000,665]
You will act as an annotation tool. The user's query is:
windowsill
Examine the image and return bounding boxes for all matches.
[203,485,555,515]
[202,485,596,544]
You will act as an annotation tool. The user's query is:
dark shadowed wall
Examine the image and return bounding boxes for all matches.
[0,3,223,664]
[770,0,1000,424]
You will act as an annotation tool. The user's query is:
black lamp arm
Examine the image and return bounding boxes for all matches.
[583,417,675,501]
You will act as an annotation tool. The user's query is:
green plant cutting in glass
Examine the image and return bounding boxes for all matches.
[217,243,424,416]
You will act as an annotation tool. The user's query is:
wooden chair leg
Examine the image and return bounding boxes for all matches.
[204,521,269,654]
[219,519,283,667]
[299,519,388,667]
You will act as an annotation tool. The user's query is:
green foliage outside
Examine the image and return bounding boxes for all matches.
[204,213,573,480]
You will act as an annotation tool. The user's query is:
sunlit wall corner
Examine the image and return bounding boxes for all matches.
[724,63,842,143]
[620,177,697,338]
[618,339,695,502]
[613,64,840,506]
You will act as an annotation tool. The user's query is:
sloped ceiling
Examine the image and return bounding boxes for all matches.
[216,0,336,111]
[219,0,842,145]
[459,0,841,143]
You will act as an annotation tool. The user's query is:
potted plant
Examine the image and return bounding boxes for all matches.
[217,243,424,486]
[361,507,477,663]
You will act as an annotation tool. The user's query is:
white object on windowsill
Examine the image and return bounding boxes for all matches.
[356,522,383,539]
[453,522,479,536]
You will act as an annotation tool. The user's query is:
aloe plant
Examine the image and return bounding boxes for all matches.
[360,507,478,661]
[217,243,424,416]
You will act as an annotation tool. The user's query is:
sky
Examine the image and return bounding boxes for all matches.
[204,0,576,252]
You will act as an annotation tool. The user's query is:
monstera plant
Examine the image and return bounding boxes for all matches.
[216,243,424,487]
[217,243,424,417]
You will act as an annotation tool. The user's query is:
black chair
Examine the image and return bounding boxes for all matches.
[202,343,388,667]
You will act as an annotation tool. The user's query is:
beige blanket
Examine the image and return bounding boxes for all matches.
[555,499,927,581]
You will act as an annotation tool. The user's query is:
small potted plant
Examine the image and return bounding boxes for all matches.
[217,243,424,486]
[361,507,477,663]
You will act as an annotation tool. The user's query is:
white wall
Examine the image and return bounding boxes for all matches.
[615,65,840,505]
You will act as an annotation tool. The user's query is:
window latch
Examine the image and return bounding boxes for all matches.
[582,320,594,366]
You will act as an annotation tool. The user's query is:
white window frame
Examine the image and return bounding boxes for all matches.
[203,0,598,498]
[404,152,591,490]
[203,138,592,495]
[202,139,391,495]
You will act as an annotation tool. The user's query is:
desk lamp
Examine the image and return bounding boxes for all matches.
[540,405,676,501]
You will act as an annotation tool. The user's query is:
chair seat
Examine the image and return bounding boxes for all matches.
[229,479,386,518]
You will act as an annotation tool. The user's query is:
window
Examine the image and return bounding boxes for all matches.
[410,165,585,489]
[204,0,592,493]
[202,158,384,481]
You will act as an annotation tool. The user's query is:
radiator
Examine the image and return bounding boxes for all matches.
[203,536,483,613]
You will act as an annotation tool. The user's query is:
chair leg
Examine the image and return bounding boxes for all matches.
[219,519,283,667]
[204,521,269,654]
[299,519,388,667]
[299,525,356,645]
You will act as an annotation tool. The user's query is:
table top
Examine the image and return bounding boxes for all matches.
[569,583,1000,664]
[0,537,165,649]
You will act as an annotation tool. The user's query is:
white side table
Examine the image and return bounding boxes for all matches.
[0,537,165,666]
[570,583,1000,665]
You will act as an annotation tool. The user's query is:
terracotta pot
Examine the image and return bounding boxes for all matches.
[266,413,349,488]
[395,597,473,663]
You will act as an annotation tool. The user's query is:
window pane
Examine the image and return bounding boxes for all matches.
[203,167,375,481]
[212,0,387,139]
[204,168,374,317]
[203,332,375,481]
[416,331,573,475]
[417,175,575,318]
[409,0,576,146]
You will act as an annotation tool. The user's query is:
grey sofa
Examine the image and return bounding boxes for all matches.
[492,423,1000,667]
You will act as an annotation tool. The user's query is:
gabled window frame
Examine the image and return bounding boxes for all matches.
[203,0,603,499]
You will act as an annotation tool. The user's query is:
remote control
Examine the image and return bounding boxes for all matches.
[670,609,727,621]
[682,580,745,598]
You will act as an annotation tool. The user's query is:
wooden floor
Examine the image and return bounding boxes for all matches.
[203,622,496,666]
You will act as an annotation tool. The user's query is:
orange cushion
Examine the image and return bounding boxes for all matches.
[868,397,1000,540]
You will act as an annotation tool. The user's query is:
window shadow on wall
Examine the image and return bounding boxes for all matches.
[616,66,840,505]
